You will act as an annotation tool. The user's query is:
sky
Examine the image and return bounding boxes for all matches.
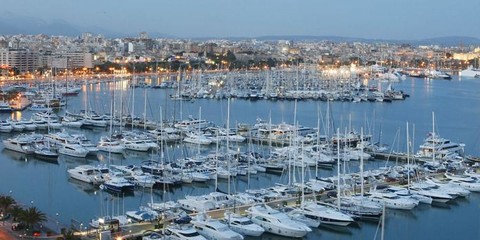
[2,0,480,39]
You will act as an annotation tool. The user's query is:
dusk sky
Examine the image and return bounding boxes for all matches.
[2,0,480,39]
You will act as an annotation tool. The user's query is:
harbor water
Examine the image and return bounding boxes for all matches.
[1,75,480,239]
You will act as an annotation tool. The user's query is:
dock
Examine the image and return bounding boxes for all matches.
[11,97,31,111]
[74,175,425,240]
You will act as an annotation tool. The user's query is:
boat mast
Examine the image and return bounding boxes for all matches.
[316,105,320,179]
[337,128,341,209]
[109,74,115,137]
[407,122,410,192]
[131,65,135,131]
[227,97,231,195]
[197,107,201,156]
[65,56,68,109]
[432,111,436,163]
[215,129,219,192]
[360,127,364,197]
[143,87,147,130]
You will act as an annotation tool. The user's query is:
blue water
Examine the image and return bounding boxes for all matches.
[1,76,480,239]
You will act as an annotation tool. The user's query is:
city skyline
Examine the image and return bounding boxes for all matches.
[2,0,480,40]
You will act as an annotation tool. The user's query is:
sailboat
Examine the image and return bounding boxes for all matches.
[334,128,383,221]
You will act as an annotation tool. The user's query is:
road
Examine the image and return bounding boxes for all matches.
[0,227,15,240]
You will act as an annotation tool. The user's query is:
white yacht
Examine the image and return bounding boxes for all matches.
[83,114,108,127]
[97,136,125,153]
[181,169,210,183]
[367,189,419,210]
[177,197,216,212]
[0,102,12,112]
[32,118,48,130]
[282,207,322,228]
[425,177,471,197]
[214,128,246,143]
[409,182,455,203]
[90,215,131,229]
[19,119,37,131]
[415,132,465,160]
[9,120,25,132]
[46,119,63,129]
[58,143,89,158]
[174,118,211,131]
[3,136,34,154]
[0,120,13,132]
[46,130,73,145]
[296,201,355,226]
[223,211,264,237]
[61,115,84,128]
[126,206,159,222]
[183,132,213,145]
[191,213,244,240]
[71,134,99,154]
[148,127,182,143]
[196,192,235,209]
[148,201,179,212]
[386,186,433,204]
[246,204,311,238]
[460,66,480,78]
[122,138,154,152]
[128,173,156,188]
[444,173,480,192]
[164,224,207,240]
[29,104,52,112]
[67,165,105,184]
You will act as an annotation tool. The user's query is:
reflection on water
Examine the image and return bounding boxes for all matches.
[10,110,22,120]
[2,148,29,162]
[319,224,353,235]
[96,152,125,162]
[246,232,307,240]
[388,209,417,220]
[68,178,98,195]
[1,76,480,239]
[431,201,452,209]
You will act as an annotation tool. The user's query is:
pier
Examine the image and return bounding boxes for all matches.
[10,97,31,111]
[73,174,443,240]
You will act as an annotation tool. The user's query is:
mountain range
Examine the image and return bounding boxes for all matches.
[1,13,479,46]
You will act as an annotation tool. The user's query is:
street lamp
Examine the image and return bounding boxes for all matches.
[55,213,59,233]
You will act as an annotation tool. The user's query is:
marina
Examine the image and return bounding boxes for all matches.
[0,73,480,240]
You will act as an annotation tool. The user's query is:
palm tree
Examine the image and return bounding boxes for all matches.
[62,229,81,240]
[9,205,23,222]
[18,207,46,230]
[0,195,16,212]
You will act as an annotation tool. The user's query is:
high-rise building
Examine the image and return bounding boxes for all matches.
[139,32,149,39]
[0,48,38,73]
[50,52,94,69]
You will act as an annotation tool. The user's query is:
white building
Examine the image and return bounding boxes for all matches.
[0,48,38,73]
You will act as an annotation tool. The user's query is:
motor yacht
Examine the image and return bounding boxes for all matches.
[58,143,89,158]
[191,213,244,240]
[164,224,206,240]
[67,165,105,185]
[3,135,34,154]
[223,211,264,237]
[97,136,125,153]
[101,176,135,193]
[246,204,311,238]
